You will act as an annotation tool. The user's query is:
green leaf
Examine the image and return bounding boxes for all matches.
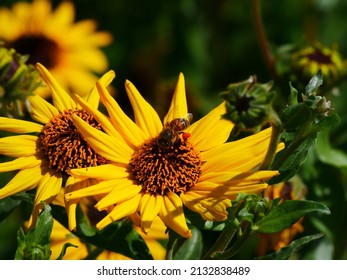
[305,70,323,95]
[0,197,21,222]
[15,203,53,260]
[280,103,313,131]
[315,131,347,168]
[311,113,340,133]
[270,132,317,184]
[254,200,330,234]
[257,233,324,260]
[171,227,203,260]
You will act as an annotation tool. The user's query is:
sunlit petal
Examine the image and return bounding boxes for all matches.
[159,193,191,238]
[163,73,188,123]
[36,63,76,112]
[0,117,43,133]
[73,115,132,164]
[0,156,41,172]
[125,80,162,138]
[97,81,147,147]
[187,102,234,151]
[85,70,116,109]
[0,165,44,199]
[0,135,38,157]
[96,194,142,230]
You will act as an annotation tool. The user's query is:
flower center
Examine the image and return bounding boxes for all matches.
[307,49,332,65]
[9,35,60,68]
[130,137,202,195]
[38,109,108,174]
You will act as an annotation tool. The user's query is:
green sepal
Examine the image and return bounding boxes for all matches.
[56,242,78,260]
[254,200,330,234]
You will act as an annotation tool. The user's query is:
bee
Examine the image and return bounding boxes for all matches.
[157,113,193,148]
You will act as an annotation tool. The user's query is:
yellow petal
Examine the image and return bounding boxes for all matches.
[199,170,280,185]
[36,63,76,112]
[27,171,63,228]
[34,172,62,205]
[181,192,229,221]
[95,180,142,210]
[97,81,147,148]
[0,117,43,133]
[47,0,74,28]
[187,102,234,151]
[85,70,116,109]
[125,80,163,138]
[192,182,268,197]
[27,94,60,124]
[69,163,129,181]
[0,156,41,172]
[73,93,124,142]
[64,177,95,231]
[159,193,191,238]
[96,194,142,230]
[0,165,44,199]
[30,0,51,32]
[73,115,133,164]
[201,127,283,173]
[139,194,162,233]
[0,135,38,157]
[65,178,121,200]
[163,73,188,124]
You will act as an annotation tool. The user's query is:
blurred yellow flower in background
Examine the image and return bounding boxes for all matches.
[0,0,112,98]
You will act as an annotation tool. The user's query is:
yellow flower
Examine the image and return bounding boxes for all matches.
[0,63,114,230]
[65,73,284,238]
[291,43,345,84]
[0,0,112,98]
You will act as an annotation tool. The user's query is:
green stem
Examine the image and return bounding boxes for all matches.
[252,0,279,81]
[260,108,283,170]
[220,224,252,259]
[203,227,238,260]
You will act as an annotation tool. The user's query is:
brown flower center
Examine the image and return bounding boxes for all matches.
[8,35,60,68]
[130,137,202,195]
[38,109,108,174]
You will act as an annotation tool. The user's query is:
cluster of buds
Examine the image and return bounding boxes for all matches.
[0,45,41,117]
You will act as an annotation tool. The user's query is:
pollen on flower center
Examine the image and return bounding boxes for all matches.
[9,35,60,68]
[38,109,108,173]
[130,137,202,195]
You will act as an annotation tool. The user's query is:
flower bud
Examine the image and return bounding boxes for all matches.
[0,46,41,117]
[220,75,275,130]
